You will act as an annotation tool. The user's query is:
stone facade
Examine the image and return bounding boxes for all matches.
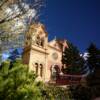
[22,23,68,82]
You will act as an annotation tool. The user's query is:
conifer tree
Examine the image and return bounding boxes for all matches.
[87,43,100,70]
[0,59,43,100]
[86,43,100,97]
[62,42,84,74]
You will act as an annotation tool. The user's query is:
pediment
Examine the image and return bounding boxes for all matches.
[48,39,63,51]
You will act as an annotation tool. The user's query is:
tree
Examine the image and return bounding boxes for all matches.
[0,0,44,51]
[0,59,44,100]
[62,41,85,74]
[86,43,100,98]
[87,43,100,70]
[69,85,92,100]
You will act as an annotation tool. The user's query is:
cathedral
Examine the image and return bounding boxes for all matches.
[22,23,68,82]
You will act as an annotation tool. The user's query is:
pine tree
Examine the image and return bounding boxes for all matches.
[86,43,100,98]
[87,43,100,70]
[62,42,84,74]
[0,59,43,100]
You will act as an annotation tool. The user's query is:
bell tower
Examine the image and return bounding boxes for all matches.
[24,23,48,49]
[23,23,48,81]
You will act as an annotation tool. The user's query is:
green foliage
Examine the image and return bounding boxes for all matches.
[0,59,43,100]
[86,43,100,98]
[87,43,100,69]
[69,85,92,100]
[62,41,85,74]
[40,85,72,100]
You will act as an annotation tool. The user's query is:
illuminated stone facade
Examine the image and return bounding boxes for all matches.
[22,23,68,82]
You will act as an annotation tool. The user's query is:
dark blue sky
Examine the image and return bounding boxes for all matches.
[40,0,100,52]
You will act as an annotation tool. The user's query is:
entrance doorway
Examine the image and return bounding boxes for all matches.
[51,65,60,80]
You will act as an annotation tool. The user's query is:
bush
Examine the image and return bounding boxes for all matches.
[0,59,42,100]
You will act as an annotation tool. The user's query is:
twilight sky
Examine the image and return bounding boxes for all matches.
[40,0,100,52]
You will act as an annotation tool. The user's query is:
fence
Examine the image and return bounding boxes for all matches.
[56,74,82,85]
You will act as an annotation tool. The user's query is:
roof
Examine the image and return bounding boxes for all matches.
[48,38,67,51]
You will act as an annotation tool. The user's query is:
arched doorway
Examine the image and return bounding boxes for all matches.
[51,65,60,80]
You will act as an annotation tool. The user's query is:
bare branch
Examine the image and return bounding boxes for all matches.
[0,0,8,8]
[0,0,45,52]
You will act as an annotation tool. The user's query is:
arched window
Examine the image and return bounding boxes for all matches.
[35,63,38,75]
[40,37,44,47]
[40,64,43,77]
[36,35,41,46]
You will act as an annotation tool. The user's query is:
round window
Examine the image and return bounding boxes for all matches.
[52,52,58,60]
